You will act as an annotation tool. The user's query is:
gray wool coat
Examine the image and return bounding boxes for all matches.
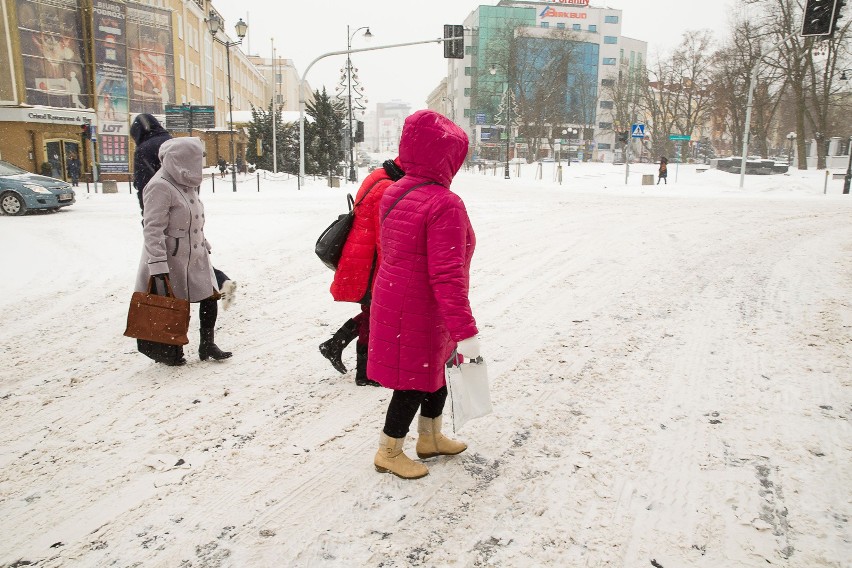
[135,137,217,303]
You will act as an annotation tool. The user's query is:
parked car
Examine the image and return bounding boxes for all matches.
[0,160,75,215]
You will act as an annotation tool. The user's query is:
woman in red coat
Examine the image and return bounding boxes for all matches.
[319,159,405,385]
[369,110,480,479]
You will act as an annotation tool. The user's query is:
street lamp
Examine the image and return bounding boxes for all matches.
[786,131,796,166]
[490,63,511,179]
[346,25,372,183]
[562,127,579,166]
[207,12,247,193]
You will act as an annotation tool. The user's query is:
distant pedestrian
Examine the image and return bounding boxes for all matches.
[217,157,227,179]
[657,156,668,185]
[66,153,81,186]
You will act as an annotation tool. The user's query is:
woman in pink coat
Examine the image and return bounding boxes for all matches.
[369,110,481,479]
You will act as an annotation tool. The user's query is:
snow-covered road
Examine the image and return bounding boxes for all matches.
[2,165,850,567]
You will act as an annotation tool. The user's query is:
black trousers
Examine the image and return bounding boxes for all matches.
[383,386,448,438]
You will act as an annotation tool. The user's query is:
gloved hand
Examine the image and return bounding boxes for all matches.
[456,335,481,359]
[151,273,169,295]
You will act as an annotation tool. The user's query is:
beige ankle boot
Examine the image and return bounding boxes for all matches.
[416,415,467,459]
[374,433,429,479]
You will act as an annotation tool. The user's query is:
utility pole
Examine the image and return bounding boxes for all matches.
[271,38,277,174]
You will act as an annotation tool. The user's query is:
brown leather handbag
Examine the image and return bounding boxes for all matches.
[124,276,190,346]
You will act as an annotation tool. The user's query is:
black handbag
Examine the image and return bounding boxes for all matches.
[315,194,356,270]
[316,179,384,270]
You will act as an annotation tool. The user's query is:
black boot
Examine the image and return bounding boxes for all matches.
[199,327,232,361]
[319,318,358,374]
[355,343,380,387]
[161,346,187,366]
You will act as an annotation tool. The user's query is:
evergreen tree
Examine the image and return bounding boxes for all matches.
[305,87,345,177]
[246,102,297,173]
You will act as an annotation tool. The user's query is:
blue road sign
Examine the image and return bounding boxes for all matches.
[631,124,645,138]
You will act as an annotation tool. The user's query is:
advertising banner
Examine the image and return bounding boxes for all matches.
[16,0,90,108]
[93,0,129,172]
[126,2,175,115]
[0,1,16,103]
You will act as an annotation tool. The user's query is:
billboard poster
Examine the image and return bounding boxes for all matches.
[0,1,16,103]
[16,0,90,108]
[93,0,129,172]
[126,2,175,114]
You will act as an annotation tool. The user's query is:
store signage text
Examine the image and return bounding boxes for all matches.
[540,7,588,19]
[28,112,81,123]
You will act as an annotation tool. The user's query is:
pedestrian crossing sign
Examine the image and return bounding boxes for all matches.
[631,124,645,138]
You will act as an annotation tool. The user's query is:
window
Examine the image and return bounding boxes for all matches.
[605,15,619,24]
[603,58,616,65]
[465,45,478,55]
[464,67,472,76]
[601,78,615,87]
[604,36,617,44]
[177,15,183,39]
[600,100,613,109]
[572,24,581,31]
[464,88,471,97]
[540,22,549,28]
[463,108,471,118]
[597,143,612,150]
[276,94,283,104]
[599,122,612,129]
[588,25,597,32]
[179,54,185,80]
[557,22,565,30]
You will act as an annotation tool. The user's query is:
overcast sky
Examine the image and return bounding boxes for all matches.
[218,0,736,112]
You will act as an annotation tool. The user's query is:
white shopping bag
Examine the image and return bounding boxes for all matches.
[446,354,492,432]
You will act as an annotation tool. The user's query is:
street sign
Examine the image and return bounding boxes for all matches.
[631,124,645,138]
[669,134,691,141]
[475,113,486,125]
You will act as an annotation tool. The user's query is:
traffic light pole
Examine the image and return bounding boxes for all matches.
[739,32,795,188]
[299,35,463,184]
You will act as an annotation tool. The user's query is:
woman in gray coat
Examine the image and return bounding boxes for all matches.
[135,137,232,365]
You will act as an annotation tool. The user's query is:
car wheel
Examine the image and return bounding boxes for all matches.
[0,191,26,216]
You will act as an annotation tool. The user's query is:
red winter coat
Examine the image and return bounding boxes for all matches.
[368,110,478,392]
[329,165,397,302]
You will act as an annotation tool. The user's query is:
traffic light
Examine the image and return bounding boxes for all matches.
[81,123,90,138]
[354,120,364,143]
[443,24,464,59]
[801,0,839,37]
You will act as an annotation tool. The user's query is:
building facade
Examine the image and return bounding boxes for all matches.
[0,0,269,180]
[442,0,647,162]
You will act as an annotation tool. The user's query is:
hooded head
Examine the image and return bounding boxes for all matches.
[130,113,168,145]
[398,110,468,187]
[159,137,203,187]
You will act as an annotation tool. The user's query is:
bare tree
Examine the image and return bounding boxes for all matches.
[804,23,851,168]
[712,16,788,158]
[476,22,585,161]
[641,31,716,161]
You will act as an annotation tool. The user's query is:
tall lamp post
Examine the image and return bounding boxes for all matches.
[490,63,512,179]
[785,131,796,166]
[206,12,247,193]
[562,127,579,166]
[345,25,372,183]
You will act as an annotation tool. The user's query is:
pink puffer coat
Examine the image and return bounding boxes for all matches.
[367,110,478,392]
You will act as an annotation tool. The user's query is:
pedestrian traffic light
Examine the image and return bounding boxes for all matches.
[801,0,839,37]
[81,123,90,138]
[354,120,364,143]
[443,24,464,59]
